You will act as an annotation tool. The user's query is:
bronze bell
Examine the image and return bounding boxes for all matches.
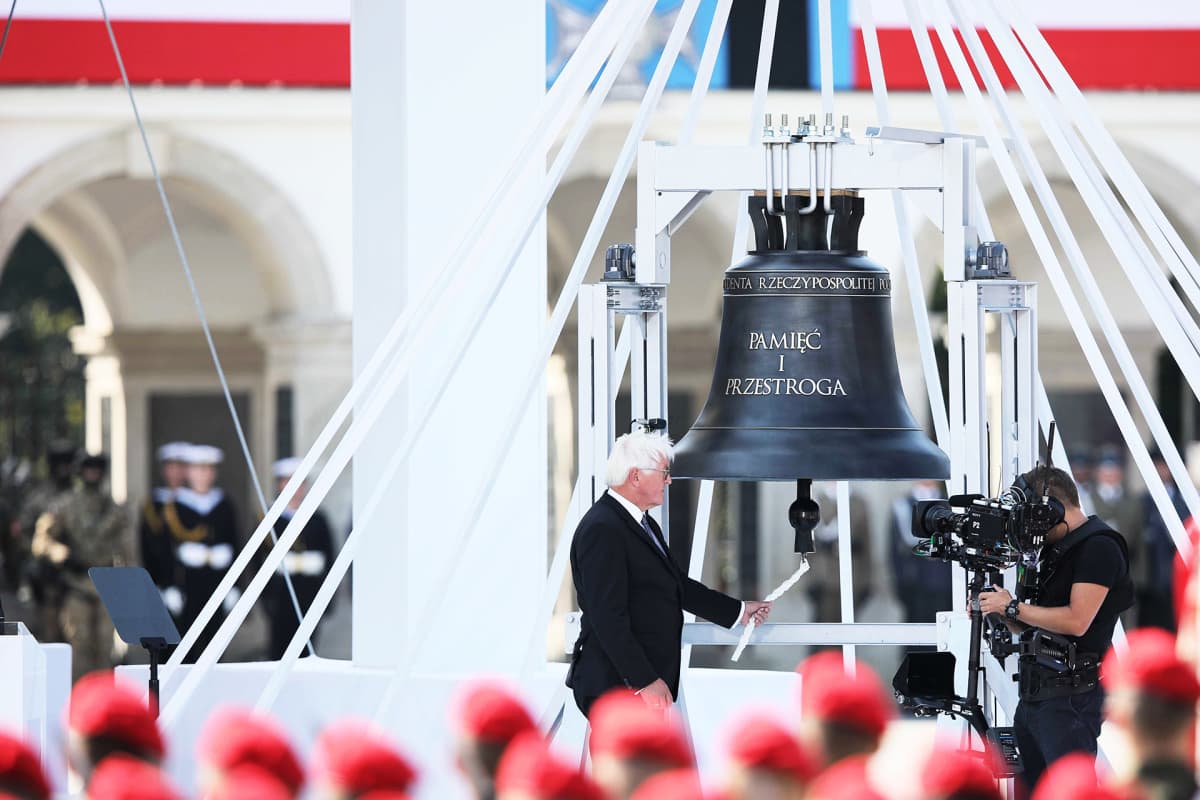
[673,192,949,485]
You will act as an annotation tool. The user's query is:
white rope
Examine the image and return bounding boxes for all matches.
[924,0,1192,566]
[856,0,949,451]
[370,0,708,723]
[679,0,734,146]
[160,0,648,718]
[95,0,316,654]
[965,0,1200,545]
[997,0,1200,322]
[729,0,780,264]
[730,558,810,662]
[156,0,642,684]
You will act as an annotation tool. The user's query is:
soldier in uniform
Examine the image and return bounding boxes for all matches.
[168,444,239,661]
[264,456,335,659]
[30,453,133,680]
[18,440,77,639]
[138,442,190,623]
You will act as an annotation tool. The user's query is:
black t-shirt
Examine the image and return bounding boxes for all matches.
[1037,518,1132,656]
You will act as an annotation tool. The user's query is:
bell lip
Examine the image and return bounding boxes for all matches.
[671,427,950,482]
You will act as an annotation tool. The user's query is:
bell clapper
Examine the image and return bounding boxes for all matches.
[789,478,821,555]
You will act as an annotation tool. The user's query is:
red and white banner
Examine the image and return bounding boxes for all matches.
[0,1,351,86]
[851,0,1200,91]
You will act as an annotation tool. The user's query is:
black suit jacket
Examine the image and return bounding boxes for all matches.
[568,493,741,712]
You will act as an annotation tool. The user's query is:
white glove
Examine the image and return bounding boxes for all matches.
[283,552,304,574]
[298,552,326,575]
[161,586,184,615]
[222,587,242,613]
[177,542,209,568]
[208,544,234,570]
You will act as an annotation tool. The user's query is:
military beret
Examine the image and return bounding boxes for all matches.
[0,730,50,800]
[1101,628,1200,702]
[797,652,894,738]
[207,765,293,800]
[197,708,304,794]
[726,715,816,783]
[495,732,605,800]
[921,747,1000,800]
[588,689,693,768]
[68,672,164,760]
[628,768,707,800]
[806,754,884,800]
[454,680,537,743]
[314,721,416,795]
[86,755,181,800]
[1030,752,1126,800]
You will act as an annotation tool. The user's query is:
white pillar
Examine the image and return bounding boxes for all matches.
[351,1,546,671]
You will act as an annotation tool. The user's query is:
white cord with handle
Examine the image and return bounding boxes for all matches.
[731,558,811,662]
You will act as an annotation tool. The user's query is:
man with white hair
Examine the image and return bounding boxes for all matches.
[567,431,771,717]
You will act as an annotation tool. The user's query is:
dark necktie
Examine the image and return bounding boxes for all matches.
[640,514,667,557]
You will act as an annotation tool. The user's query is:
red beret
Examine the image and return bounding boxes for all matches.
[69,672,164,760]
[86,755,182,800]
[797,652,894,738]
[0,730,50,800]
[315,720,417,795]
[209,765,293,800]
[588,689,693,768]
[806,755,884,800]
[455,680,537,743]
[495,732,605,800]
[921,748,1000,800]
[197,708,304,793]
[726,715,816,783]
[629,768,706,800]
[1030,753,1128,800]
[1101,628,1200,702]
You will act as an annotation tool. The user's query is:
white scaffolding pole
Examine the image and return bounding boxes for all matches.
[156,0,644,680]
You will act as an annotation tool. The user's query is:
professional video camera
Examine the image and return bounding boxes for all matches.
[909,479,1064,574]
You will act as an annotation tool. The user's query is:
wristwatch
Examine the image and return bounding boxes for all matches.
[1005,599,1022,620]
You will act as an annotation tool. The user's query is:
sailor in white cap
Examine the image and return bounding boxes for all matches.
[139,442,191,619]
[263,456,336,658]
[168,443,240,660]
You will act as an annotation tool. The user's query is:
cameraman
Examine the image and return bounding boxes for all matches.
[977,466,1133,794]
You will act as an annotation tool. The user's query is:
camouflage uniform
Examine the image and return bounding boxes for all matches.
[31,486,133,680]
[18,478,75,639]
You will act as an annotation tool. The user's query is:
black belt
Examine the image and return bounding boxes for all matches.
[1018,658,1099,701]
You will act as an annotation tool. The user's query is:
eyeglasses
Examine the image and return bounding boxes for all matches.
[641,466,671,478]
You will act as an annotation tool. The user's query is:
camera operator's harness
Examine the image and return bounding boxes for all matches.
[1011,517,1132,701]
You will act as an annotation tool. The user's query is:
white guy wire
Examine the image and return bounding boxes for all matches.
[679,0,734,146]
[962,0,1200,533]
[817,0,835,119]
[369,0,709,724]
[856,0,950,451]
[168,0,658,722]
[901,0,993,241]
[925,0,1192,565]
[156,0,642,680]
[729,0,780,264]
[96,0,315,654]
[998,0,1200,321]
[244,1,664,716]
